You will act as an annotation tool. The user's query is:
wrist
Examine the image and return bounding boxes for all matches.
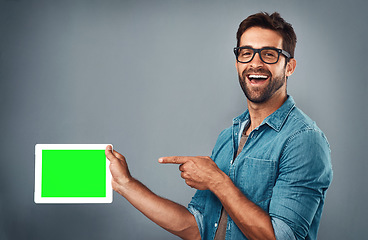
[115,176,137,196]
[209,171,232,194]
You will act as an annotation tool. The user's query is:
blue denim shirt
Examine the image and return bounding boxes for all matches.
[188,96,333,240]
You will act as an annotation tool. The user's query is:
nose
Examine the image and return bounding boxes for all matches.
[249,52,264,67]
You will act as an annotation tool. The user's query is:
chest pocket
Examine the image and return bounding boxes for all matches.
[234,156,277,211]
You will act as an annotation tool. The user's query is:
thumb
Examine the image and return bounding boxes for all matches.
[105,145,117,162]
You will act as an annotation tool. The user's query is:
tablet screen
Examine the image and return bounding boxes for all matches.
[34,144,113,203]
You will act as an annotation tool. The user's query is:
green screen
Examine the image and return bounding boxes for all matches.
[41,150,106,197]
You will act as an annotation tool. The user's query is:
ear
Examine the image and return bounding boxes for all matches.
[285,58,297,77]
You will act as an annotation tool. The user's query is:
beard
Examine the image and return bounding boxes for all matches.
[238,67,286,104]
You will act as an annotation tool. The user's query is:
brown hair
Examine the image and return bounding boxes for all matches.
[236,12,297,58]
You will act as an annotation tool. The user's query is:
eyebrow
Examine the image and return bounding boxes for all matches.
[239,45,279,49]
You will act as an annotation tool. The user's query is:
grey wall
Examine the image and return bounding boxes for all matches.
[1,0,367,239]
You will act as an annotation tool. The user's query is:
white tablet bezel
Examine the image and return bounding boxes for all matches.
[34,144,113,204]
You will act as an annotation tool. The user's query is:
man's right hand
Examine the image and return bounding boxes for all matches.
[105,145,133,194]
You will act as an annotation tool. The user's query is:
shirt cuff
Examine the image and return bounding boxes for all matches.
[188,205,204,238]
[271,217,296,240]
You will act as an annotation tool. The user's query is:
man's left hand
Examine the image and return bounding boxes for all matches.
[159,156,226,191]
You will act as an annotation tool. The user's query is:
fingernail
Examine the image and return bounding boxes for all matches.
[158,158,163,163]
[107,145,112,151]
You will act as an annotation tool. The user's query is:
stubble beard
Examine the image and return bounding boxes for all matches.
[238,68,286,104]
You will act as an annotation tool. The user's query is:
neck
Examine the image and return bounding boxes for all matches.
[245,92,287,135]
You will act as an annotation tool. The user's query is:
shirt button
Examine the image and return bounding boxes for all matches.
[214,223,218,228]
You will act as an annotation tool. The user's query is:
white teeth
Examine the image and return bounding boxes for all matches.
[249,74,268,79]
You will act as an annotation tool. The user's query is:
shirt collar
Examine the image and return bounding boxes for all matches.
[233,95,296,132]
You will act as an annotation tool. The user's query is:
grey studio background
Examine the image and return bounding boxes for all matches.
[1,0,367,239]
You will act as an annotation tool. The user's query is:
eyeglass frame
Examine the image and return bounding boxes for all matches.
[233,46,292,64]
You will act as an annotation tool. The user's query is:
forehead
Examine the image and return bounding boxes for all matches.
[239,27,283,49]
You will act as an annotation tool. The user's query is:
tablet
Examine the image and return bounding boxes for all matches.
[34,144,113,204]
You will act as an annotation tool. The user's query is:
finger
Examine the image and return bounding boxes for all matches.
[105,146,120,163]
[106,145,126,162]
[181,170,191,179]
[185,179,196,189]
[112,150,125,162]
[179,163,185,172]
[158,156,189,164]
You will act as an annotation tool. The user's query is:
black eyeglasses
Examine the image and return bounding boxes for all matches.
[233,46,291,64]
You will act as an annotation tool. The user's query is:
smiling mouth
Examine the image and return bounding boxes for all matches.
[247,74,269,83]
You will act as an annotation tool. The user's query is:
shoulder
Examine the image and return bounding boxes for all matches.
[212,126,232,152]
[217,126,232,139]
[279,107,332,183]
[283,106,330,148]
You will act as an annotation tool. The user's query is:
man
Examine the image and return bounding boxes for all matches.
[105,12,333,240]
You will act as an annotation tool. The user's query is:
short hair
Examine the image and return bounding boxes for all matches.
[236,12,297,58]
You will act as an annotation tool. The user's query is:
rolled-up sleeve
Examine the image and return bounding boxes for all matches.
[269,129,333,239]
[188,204,204,238]
[187,190,209,239]
[272,217,296,240]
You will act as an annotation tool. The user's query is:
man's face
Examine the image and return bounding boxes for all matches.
[236,27,294,104]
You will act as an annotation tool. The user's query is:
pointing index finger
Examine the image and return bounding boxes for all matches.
[158,156,189,164]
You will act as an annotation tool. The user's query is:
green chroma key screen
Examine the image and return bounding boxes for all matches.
[41,149,106,197]
[34,144,112,203]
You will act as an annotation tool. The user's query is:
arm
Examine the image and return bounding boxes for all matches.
[105,146,200,240]
[268,129,333,239]
[159,156,276,240]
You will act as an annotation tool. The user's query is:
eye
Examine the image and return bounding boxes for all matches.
[262,49,278,59]
[239,49,253,57]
